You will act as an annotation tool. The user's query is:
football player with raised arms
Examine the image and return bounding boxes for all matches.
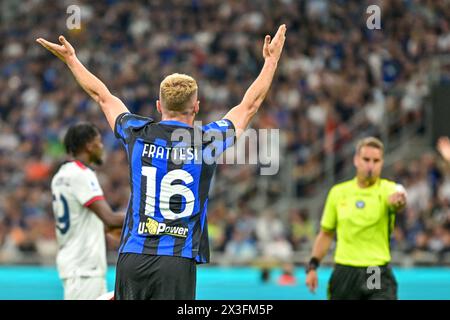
[38,24,286,299]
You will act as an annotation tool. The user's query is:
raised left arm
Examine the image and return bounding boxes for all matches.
[223,24,286,139]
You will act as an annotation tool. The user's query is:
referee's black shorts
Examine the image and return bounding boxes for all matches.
[114,253,197,300]
[327,264,398,300]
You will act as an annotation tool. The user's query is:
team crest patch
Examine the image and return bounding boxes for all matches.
[215,120,229,127]
[355,200,365,209]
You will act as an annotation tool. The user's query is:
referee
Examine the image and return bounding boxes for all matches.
[305,137,407,300]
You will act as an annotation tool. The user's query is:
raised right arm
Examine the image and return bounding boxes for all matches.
[36,36,129,130]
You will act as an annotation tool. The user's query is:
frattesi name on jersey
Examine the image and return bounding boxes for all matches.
[142,143,200,162]
[138,218,188,238]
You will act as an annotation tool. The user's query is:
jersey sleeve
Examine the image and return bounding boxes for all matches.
[72,170,105,207]
[114,112,154,143]
[201,119,236,159]
[321,187,338,232]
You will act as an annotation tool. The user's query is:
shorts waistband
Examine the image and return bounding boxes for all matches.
[335,263,390,269]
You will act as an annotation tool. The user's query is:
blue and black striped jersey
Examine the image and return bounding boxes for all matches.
[114,112,235,263]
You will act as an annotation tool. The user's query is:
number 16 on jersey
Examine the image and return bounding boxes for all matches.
[142,166,196,220]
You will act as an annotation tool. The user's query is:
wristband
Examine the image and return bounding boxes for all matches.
[306,257,320,273]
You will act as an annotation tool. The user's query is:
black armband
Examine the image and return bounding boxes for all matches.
[306,257,320,273]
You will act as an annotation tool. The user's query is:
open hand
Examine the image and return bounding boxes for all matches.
[263,24,287,62]
[36,35,76,64]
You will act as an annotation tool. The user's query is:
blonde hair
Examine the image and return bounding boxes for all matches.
[356,137,384,154]
[159,73,198,113]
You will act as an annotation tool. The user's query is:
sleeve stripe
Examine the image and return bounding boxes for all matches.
[224,118,235,131]
[114,112,130,140]
[321,225,336,233]
[114,112,153,141]
[83,195,105,207]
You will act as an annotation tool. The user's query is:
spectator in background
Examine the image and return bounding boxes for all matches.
[224,229,258,265]
[261,235,293,263]
[255,210,285,245]
[287,208,315,251]
[207,205,226,253]
[277,262,297,286]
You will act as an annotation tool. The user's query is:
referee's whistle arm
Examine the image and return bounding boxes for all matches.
[388,192,407,211]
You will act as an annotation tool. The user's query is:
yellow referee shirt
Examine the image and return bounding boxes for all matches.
[321,177,398,267]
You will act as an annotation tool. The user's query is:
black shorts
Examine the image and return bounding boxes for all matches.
[114,253,197,300]
[327,264,398,300]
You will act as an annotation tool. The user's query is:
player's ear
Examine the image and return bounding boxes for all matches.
[194,100,200,115]
[353,153,358,167]
[85,140,95,153]
[156,100,162,114]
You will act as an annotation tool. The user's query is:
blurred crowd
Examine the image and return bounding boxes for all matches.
[390,154,450,263]
[1,0,450,265]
